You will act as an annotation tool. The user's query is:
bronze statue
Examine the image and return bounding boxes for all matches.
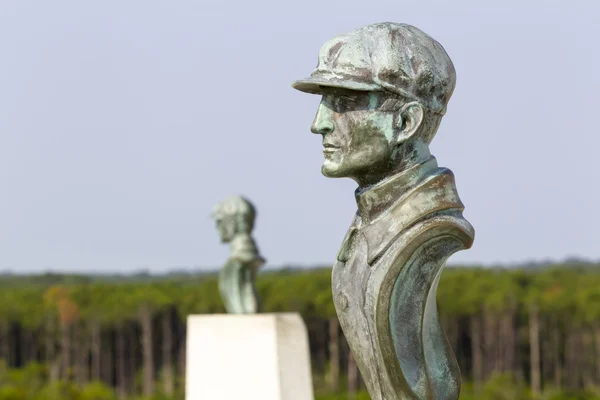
[293,22,474,400]
[212,196,264,314]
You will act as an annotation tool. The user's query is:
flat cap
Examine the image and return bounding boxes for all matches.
[211,196,256,220]
[292,22,456,115]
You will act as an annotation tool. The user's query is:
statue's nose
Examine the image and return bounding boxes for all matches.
[311,103,334,135]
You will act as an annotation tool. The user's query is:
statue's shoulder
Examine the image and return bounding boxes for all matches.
[384,196,474,267]
[368,199,473,400]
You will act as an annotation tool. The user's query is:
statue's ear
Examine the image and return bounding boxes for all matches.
[394,102,424,145]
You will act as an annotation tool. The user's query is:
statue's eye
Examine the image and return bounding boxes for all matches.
[324,93,361,111]
[334,95,359,110]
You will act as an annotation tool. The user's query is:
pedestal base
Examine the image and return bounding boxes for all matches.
[185,313,314,400]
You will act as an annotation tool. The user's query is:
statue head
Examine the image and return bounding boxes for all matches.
[211,196,256,243]
[292,22,456,187]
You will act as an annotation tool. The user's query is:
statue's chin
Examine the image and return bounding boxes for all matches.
[321,163,346,178]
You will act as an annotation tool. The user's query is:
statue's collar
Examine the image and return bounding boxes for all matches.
[229,234,263,264]
[355,157,439,224]
[338,157,464,265]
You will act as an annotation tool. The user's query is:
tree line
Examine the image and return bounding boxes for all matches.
[1,264,600,400]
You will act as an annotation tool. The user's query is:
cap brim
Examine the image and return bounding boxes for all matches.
[292,76,379,94]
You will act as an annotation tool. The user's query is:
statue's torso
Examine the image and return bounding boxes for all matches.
[219,234,264,314]
[332,169,474,400]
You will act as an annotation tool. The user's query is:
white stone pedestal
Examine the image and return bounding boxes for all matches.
[185,313,314,400]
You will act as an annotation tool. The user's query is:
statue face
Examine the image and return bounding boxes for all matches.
[215,217,236,243]
[310,88,396,184]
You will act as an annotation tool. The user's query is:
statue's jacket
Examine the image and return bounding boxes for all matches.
[219,234,264,314]
[332,157,474,400]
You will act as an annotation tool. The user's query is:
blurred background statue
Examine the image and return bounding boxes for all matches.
[211,196,264,314]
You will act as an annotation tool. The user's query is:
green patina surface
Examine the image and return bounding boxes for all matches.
[212,196,263,314]
[293,22,474,400]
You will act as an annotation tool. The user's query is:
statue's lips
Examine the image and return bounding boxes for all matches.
[323,143,340,155]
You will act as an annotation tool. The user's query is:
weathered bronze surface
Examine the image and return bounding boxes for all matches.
[211,196,264,314]
[293,22,474,400]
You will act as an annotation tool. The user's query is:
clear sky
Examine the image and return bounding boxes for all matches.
[1,0,598,273]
